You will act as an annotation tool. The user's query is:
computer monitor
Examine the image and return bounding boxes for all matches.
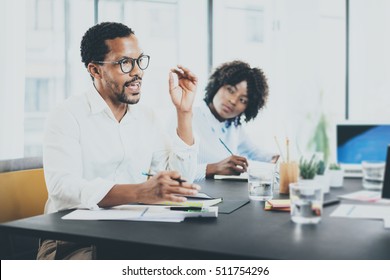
[336,123,390,177]
[382,145,390,199]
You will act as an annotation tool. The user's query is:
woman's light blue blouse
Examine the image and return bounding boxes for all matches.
[193,101,273,180]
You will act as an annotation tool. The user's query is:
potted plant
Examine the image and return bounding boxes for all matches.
[328,163,344,187]
[294,155,322,201]
[315,160,330,193]
[299,155,317,181]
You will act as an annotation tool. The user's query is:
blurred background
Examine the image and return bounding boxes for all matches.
[1,0,389,163]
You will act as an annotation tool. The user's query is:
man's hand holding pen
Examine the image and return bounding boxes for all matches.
[138,170,200,204]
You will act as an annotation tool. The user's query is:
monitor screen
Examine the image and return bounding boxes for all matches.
[337,124,390,164]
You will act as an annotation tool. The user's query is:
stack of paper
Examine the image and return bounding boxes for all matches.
[330,204,390,229]
[264,199,290,211]
[214,173,248,181]
[338,190,381,202]
[62,205,218,223]
[61,193,222,222]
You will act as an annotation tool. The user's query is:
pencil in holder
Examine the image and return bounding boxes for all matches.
[279,161,299,194]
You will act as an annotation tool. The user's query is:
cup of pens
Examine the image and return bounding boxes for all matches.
[279,161,299,194]
[274,137,299,194]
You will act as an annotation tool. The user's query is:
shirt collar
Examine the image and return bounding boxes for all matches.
[86,84,141,122]
[87,84,111,114]
[200,100,226,129]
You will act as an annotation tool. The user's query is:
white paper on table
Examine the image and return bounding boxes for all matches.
[214,173,248,180]
[338,190,381,202]
[384,218,390,229]
[61,205,218,222]
[330,204,390,229]
[61,205,184,222]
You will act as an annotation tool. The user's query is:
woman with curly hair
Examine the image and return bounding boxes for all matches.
[193,60,279,180]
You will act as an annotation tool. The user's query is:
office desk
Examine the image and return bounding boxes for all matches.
[1,178,389,259]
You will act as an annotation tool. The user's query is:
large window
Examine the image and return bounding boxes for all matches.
[213,0,346,163]
[23,0,94,157]
[0,0,389,161]
[98,0,208,116]
[21,0,208,159]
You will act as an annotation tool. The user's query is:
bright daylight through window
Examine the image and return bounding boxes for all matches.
[0,0,389,161]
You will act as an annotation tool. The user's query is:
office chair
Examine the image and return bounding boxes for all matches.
[0,157,47,259]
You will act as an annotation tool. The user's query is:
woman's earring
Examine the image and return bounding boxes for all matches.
[234,114,241,127]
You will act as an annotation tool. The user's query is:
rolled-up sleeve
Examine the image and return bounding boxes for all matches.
[150,120,198,183]
[168,131,198,182]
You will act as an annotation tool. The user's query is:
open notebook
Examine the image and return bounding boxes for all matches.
[214,173,248,181]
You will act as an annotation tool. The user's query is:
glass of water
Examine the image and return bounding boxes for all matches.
[362,161,385,190]
[289,182,323,224]
[248,164,275,201]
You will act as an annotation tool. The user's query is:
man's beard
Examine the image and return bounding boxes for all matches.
[117,82,141,105]
[117,76,142,104]
[118,89,140,105]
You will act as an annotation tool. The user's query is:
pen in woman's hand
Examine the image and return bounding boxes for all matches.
[219,138,233,155]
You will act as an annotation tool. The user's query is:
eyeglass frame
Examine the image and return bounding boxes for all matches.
[93,54,150,74]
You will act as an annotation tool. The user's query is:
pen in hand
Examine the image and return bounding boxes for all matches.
[142,172,187,183]
[219,138,248,172]
[219,138,233,155]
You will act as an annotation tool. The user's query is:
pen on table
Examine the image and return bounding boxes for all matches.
[169,207,203,212]
[141,172,187,183]
[323,198,340,207]
[219,138,233,155]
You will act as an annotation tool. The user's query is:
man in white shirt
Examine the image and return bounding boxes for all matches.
[37,22,199,259]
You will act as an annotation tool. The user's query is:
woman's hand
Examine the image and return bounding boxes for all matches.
[206,155,248,178]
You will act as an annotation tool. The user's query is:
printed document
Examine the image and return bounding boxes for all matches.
[61,205,218,222]
[330,204,390,228]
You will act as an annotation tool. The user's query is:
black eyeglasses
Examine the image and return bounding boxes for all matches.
[94,54,150,74]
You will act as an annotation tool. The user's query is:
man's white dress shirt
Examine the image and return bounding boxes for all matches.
[192,101,273,180]
[43,87,197,213]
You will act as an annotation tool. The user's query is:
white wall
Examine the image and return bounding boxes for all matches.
[0,0,26,159]
[212,0,345,162]
[350,0,390,121]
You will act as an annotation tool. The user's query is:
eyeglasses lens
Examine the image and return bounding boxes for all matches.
[121,55,150,73]
[137,56,150,70]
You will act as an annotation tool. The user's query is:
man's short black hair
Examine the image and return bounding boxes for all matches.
[80,22,135,68]
[204,60,269,124]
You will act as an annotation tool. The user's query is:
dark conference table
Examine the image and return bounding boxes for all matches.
[1,178,389,259]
